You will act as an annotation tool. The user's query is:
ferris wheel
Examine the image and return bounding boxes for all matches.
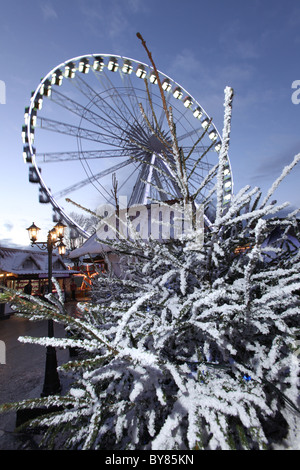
[22,54,233,238]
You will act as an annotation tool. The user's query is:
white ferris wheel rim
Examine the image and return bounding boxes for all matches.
[24,53,234,237]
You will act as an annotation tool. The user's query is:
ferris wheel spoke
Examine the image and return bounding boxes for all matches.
[190,174,215,191]
[185,159,214,172]
[93,69,144,127]
[69,74,130,133]
[49,88,128,137]
[37,116,126,147]
[36,148,128,163]
[74,72,139,132]
[181,144,209,154]
[115,161,143,198]
[176,127,206,142]
[53,157,134,200]
[118,72,145,123]
[70,74,150,146]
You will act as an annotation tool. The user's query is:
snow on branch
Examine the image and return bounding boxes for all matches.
[260,153,300,209]
[215,86,234,226]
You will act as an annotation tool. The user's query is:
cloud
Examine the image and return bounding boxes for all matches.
[218,19,260,61]
[3,223,13,232]
[254,142,300,179]
[0,238,27,249]
[246,142,300,207]
[40,2,58,20]
[127,0,149,14]
[77,0,148,40]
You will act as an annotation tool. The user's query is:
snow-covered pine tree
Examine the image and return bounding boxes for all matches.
[0,35,299,450]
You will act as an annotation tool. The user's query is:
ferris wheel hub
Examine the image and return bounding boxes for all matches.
[148,134,168,154]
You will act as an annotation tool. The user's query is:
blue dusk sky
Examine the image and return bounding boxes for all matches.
[0,0,299,247]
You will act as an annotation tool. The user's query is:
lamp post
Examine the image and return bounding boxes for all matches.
[26,221,66,397]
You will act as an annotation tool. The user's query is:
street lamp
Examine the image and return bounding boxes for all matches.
[26,220,67,397]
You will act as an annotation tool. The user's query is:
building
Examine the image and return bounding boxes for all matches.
[0,247,77,318]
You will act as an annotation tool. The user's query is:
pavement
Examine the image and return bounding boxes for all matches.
[0,301,80,450]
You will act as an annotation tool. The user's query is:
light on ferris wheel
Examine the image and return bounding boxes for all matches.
[40,79,51,97]
[93,56,104,71]
[149,72,157,84]
[78,58,90,74]
[31,91,43,109]
[64,62,76,78]
[21,125,27,143]
[183,96,193,108]
[108,57,119,72]
[223,193,231,204]
[224,181,232,191]
[31,109,37,127]
[23,145,35,163]
[22,125,35,144]
[51,69,63,86]
[25,107,37,127]
[173,87,183,99]
[122,59,133,74]
[22,146,29,163]
[215,141,221,152]
[193,106,202,119]
[24,107,30,125]
[136,64,147,79]
[208,129,217,141]
[201,118,210,129]
[223,168,231,179]
[162,78,171,91]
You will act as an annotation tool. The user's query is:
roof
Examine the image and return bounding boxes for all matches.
[68,233,111,260]
[0,247,74,277]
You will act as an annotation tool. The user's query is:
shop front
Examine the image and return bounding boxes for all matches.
[0,247,77,318]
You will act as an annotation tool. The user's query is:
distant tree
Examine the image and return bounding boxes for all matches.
[64,211,97,251]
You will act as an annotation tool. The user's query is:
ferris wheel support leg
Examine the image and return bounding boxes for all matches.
[143,154,156,205]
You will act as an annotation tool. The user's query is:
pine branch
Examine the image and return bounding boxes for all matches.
[260,153,300,209]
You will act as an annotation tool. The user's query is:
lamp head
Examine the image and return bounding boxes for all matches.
[54,221,67,239]
[50,228,58,243]
[26,222,40,243]
[58,241,66,256]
